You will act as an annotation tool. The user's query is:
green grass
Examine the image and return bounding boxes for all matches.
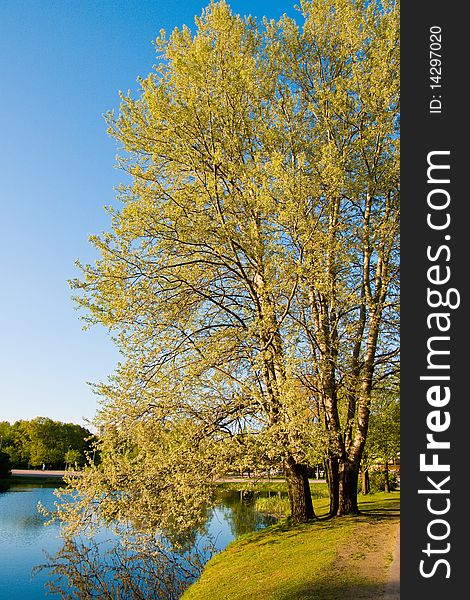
[254,495,290,518]
[182,492,400,600]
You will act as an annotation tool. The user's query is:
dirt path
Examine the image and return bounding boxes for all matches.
[332,502,400,599]
[10,469,73,478]
[383,527,400,600]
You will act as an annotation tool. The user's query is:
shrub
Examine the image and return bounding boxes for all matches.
[369,471,398,493]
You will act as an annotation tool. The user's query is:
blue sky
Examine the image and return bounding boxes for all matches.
[0,1,296,427]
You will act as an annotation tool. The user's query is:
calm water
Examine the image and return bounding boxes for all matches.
[0,481,62,599]
[0,480,278,599]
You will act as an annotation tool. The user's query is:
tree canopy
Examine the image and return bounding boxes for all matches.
[68,0,399,529]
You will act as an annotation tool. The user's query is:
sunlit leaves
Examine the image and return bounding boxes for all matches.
[68,0,399,524]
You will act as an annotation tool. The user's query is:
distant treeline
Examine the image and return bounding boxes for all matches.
[0,417,94,470]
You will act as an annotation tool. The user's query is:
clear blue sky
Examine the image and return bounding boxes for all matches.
[0,1,296,427]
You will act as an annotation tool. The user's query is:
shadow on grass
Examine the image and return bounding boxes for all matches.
[323,509,400,526]
[363,507,400,519]
[358,497,400,521]
[231,496,400,551]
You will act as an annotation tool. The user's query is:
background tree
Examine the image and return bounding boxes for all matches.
[0,420,31,467]
[0,418,93,469]
[65,448,85,469]
[27,418,93,468]
[365,389,400,492]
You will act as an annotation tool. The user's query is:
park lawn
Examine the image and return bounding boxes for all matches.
[182,491,400,600]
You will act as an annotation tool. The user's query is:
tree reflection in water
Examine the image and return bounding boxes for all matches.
[35,525,214,600]
[216,489,279,539]
[35,490,279,599]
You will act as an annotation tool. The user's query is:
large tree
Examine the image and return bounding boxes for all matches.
[72,0,399,523]
[282,0,400,514]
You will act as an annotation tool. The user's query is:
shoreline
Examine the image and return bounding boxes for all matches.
[8,469,77,478]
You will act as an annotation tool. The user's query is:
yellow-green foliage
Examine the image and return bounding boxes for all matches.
[66,0,399,541]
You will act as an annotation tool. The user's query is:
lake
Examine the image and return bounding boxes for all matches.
[0,480,279,598]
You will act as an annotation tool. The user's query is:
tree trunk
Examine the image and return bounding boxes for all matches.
[361,468,370,495]
[337,460,360,515]
[384,463,390,493]
[284,456,315,523]
[327,458,361,516]
[324,457,339,516]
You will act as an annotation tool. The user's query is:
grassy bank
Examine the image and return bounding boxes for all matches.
[183,491,400,600]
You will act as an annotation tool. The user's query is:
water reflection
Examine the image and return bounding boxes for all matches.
[0,483,56,536]
[0,482,62,599]
[216,489,280,538]
[0,481,282,599]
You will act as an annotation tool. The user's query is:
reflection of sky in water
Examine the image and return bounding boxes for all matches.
[0,484,62,599]
[199,491,279,557]
[0,484,278,598]
[205,505,237,551]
